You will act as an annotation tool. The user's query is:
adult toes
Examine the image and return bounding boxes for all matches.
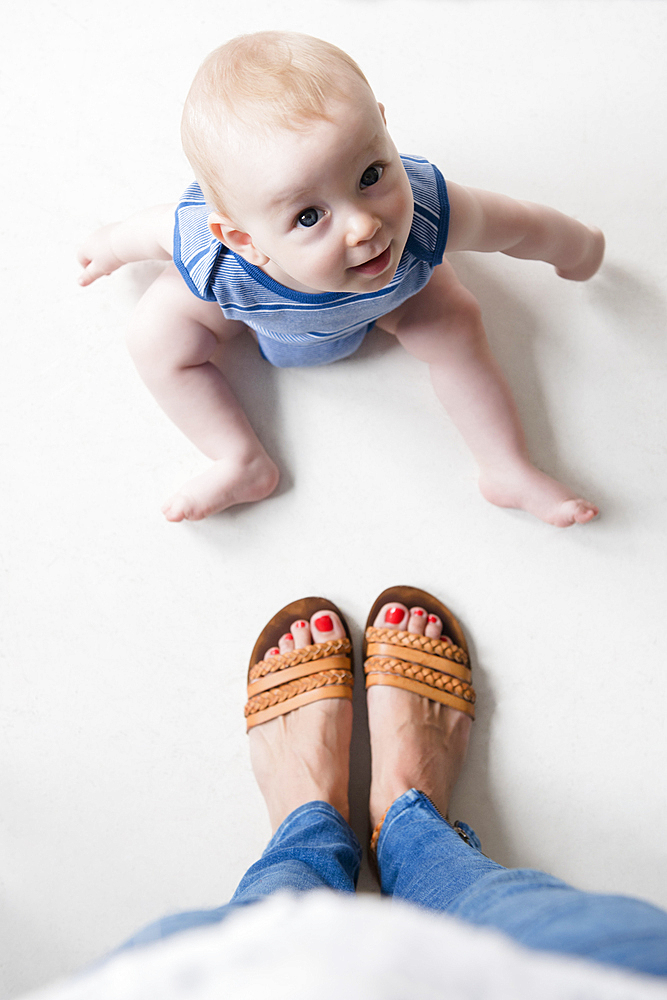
[425,613,443,639]
[407,607,427,634]
[310,610,345,643]
[264,645,280,658]
[291,620,312,648]
[278,632,295,654]
[373,602,409,630]
[423,612,453,644]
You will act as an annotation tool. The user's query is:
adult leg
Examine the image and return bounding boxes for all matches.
[120,801,360,949]
[119,609,359,950]
[126,264,278,521]
[378,261,598,527]
[376,791,667,976]
[367,600,667,976]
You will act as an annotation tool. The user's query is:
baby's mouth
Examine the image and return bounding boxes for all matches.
[350,245,391,276]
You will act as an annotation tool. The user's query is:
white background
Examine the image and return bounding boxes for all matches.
[2,1,666,995]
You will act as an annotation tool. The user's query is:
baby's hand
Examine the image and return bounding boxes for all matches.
[77,223,125,286]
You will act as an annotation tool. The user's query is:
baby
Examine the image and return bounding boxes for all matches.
[78,31,604,527]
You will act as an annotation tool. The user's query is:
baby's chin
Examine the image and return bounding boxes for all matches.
[341,265,399,294]
[339,273,393,294]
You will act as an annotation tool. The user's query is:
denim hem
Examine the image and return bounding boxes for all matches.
[377,788,481,865]
[268,800,362,859]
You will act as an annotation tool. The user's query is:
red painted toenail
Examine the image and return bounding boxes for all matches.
[284,633,293,641]
[314,615,333,632]
[428,615,438,623]
[412,609,424,616]
[386,607,405,624]
[294,621,307,628]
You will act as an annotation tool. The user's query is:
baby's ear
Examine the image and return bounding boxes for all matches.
[207,213,269,266]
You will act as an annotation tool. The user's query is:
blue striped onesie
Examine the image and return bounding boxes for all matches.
[173,155,449,368]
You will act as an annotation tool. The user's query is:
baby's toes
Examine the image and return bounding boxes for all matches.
[407,607,427,635]
[161,494,190,523]
[278,632,295,654]
[556,499,599,527]
[373,602,409,630]
[310,610,345,643]
[291,620,312,648]
[572,500,599,524]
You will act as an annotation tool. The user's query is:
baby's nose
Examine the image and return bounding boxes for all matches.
[345,211,381,246]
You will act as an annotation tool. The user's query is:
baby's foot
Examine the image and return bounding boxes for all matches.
[249,610,353,833]
[367,602,472,827]
[162,451,279,522]
[479,462,598,527]
[556,227,605,281]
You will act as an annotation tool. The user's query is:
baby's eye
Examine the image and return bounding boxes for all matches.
[360,165,383,189]
[296,207,324,229]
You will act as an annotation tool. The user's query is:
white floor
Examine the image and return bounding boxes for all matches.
[3,1,667,995]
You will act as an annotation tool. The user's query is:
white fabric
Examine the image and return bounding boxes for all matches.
[20,891,667,1000]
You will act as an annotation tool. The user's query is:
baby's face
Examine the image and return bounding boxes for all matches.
[217,87,414,294]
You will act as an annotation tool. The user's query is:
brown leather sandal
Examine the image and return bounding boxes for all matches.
[363,585,475,719]
[365,586,475,864]
[245,597,354,732]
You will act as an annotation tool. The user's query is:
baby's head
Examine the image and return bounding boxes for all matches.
[181,32,414,294]
[182,32,370,212]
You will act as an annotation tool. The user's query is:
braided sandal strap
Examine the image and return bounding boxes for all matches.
[365,627,468,665]
[246,667,353,718]
[364,656,475,705]
[246,637,353,730]
[249,637,351,681]
[364,628,475,718]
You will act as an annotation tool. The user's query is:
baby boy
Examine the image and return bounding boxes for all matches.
[78,31,604,526]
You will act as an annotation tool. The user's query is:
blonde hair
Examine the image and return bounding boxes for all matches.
[181,31,372,212]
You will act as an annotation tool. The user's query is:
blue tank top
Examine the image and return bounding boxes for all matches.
[173,154,449,367]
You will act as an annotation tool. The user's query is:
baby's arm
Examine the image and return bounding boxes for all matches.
[77,204,175,286]
[445,182,604,281]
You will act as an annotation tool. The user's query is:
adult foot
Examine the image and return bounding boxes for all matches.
[162,451,279,522]
[248,610,353,833]
[367,602,472,829]
[479,461,598,527]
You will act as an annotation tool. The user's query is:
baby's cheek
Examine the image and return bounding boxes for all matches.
[388,176,414,232]
[313,251,345,286]
[394,194,414,236]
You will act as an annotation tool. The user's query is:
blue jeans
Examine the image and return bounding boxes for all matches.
[121,789,667,977]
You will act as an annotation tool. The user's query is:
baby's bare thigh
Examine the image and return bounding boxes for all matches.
[377,259,478,339]
[132,263,245,341]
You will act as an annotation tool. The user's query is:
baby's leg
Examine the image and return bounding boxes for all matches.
[126,264,278,521]
[378,261,598,527]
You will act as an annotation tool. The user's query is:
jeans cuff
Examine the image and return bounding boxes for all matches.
[267,800,362,857]
[377,789,482,861]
